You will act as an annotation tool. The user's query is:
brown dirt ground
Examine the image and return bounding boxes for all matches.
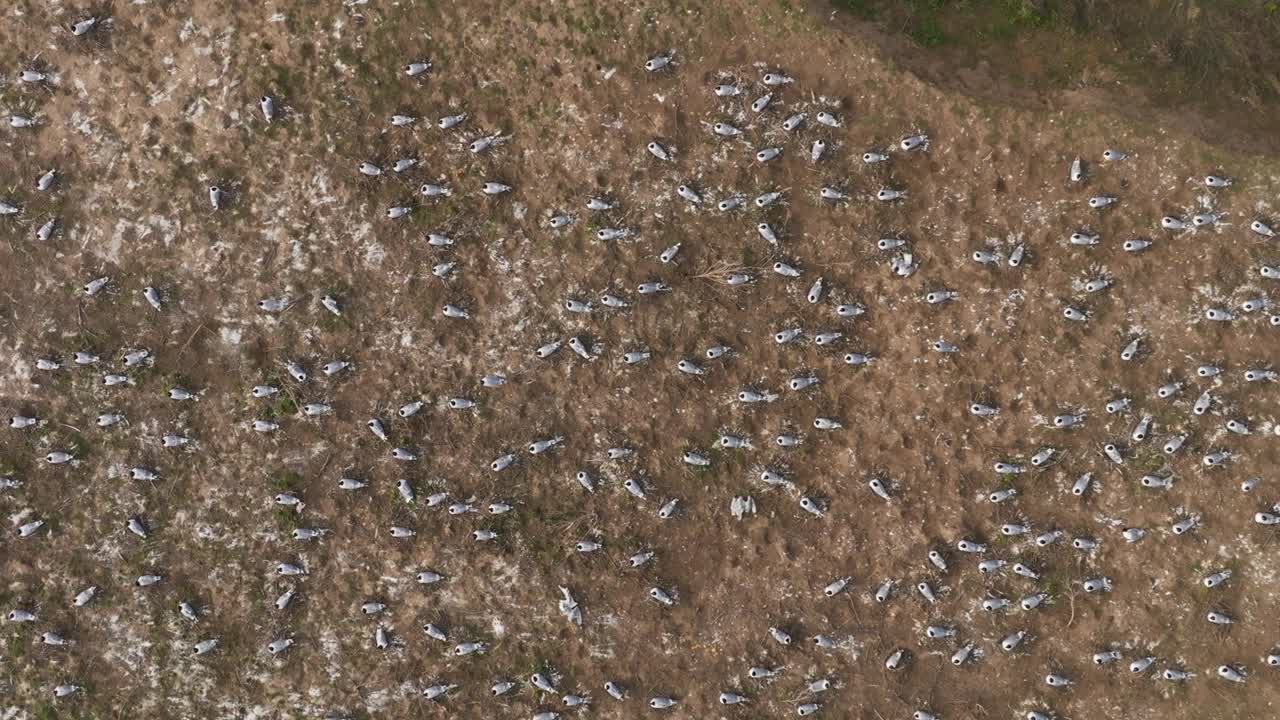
[1,1,1278,719]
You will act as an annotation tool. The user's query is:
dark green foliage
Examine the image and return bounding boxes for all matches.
[832,0,1280,107]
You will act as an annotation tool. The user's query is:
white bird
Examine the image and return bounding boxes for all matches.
[266,637,294,655]
[644,50,674,72]
[471,133,509,152]
[712,122,742,137]
[671,184,707,209]
[810,139,826,162]
[558,586,582,625]
[321,294,342,315]
[72,586,97,607]
[1070,157,1084,182]
[192,638,219,656]
[900,134,929,152]
[36,169,56,192]
[70,17,98,35]
[18,519,45,537]
[756,147,781,163]
[35,218,57,241]
[782,113,806,131]
[143,286,163,311]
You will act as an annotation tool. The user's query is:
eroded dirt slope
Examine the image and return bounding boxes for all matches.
[1,2,1278,720]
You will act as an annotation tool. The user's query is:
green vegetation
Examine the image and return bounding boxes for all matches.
[833,0,879,18]
[7,633,26,661]
[1042,572,1065,597]
[832,0,1280,142]
[270,470,302,491]
[265,391,297,419]
[274,506,303,531]
[1129,442,1167,476]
